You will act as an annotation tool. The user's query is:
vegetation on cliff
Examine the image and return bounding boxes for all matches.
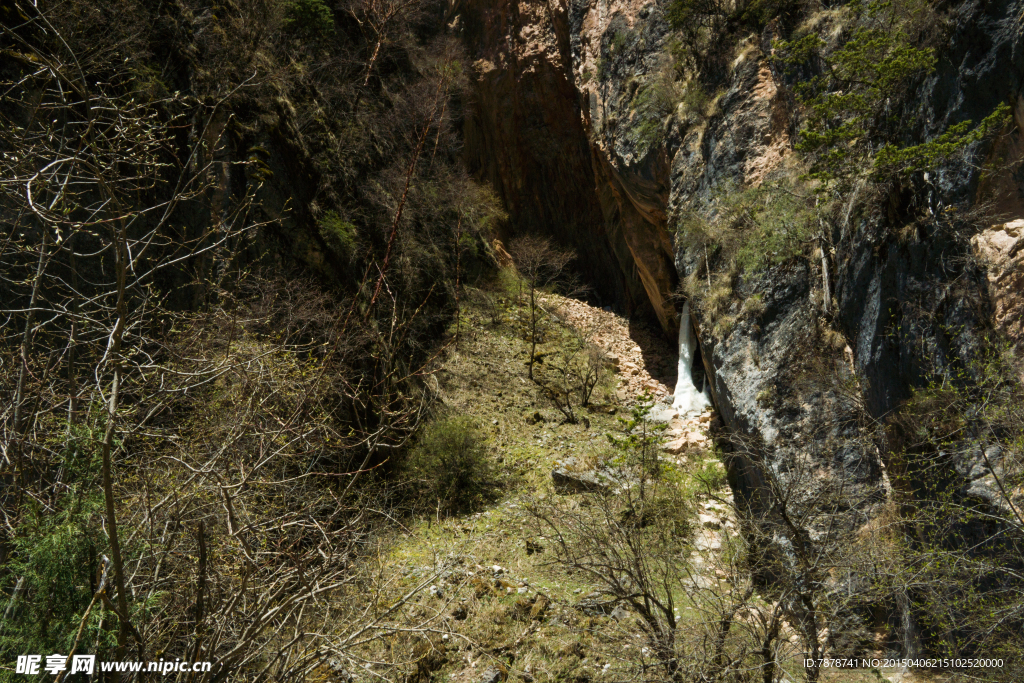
[660,0,1024,675]
[1,0,1022,681]
[0,0,502,678]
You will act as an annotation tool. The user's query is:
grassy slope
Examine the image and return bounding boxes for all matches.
[341,284,935,683]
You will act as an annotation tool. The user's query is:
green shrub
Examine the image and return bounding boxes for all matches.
[735,0,798,30]
[631,118,663,153]
[681,81,711,119]
[0,423,129,667]
[611,30,630,54]
[0,493,114,665]
[283,0,335,38]
[740,293,766,319]
[666,0,727,70]
[733,185,816,271]
[666,0,725,32]
[535,333,605,424]
[318,210,357,259]
[631,81,675,118]
[406,416,493,513]
[693,458,728,491]
[606,401,665,480]
[676,179,817,275]
[622,492,694,537]
[628,75,681,154]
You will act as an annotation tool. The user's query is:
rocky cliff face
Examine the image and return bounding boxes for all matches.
[457,10,1024,653]
[458,1,810,335]
[457,0,1023,497]
[458,0,680,328]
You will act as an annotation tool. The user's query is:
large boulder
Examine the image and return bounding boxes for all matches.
[551,457,615,494]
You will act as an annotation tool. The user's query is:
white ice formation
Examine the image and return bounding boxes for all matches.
[672,302,712,416]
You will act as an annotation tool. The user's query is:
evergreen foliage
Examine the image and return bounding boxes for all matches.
[667,0,798,72]
[283,0,335,37]
[773,0,1010,184]
[873,104,1012,176]
[318,210,358,260]
[665,0,727,71]
[0,423,122,672]
[676,180,817,274]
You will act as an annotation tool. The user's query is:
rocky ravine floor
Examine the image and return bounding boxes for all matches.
[547,294,721,467]
[329,288,930,683]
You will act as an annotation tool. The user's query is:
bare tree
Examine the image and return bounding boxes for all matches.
[877,347,1024,681]
[348,0,425,116]
[0,4,441,678]
[526,406,794,683]
[534,313,606,424]
[0,0,264,661]
[506,236,576,381]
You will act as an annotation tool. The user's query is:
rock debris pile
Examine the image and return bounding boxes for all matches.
[539,294,718,463]
[542,295,675,402]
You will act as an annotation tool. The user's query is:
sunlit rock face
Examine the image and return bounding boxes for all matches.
[974,219,1024,352]
[458,0,656,322]
[455,0,1024,660]
[456,0,1024,510]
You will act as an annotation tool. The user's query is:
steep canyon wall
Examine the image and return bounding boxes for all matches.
[458,0,681,328]
[456,1,1024,513]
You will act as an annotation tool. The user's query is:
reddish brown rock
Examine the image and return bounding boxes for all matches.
[972,219,1024,348]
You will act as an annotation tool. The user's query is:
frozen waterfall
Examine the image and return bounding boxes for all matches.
[672,302,712,416]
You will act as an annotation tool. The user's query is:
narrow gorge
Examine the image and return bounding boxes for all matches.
[459,0,1023,487]
[455,0,1024,665]
[2,0,1023,679]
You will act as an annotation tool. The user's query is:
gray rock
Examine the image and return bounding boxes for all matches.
[551,465,610,494]
[480,668,504,683]
[698,513,722,530]
[574,592,616,616]
[646,405,678,423]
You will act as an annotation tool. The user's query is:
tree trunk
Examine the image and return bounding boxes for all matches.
[11,230,48,487]
[101,223,136,671]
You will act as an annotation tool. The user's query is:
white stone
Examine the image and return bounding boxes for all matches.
[698,513,722,530]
